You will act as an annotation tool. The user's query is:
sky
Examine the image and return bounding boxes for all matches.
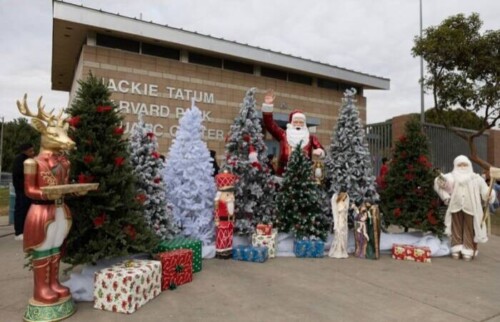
[0,0,499,124]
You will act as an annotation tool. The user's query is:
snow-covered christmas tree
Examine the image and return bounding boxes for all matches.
[276,142,329,240]
[224,88,277,234]
[129,114,178,240]
[163,100,216,245]
[325,89,379,205]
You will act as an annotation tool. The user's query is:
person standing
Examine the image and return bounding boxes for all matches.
[12,143,35,240]
[210,150,220,177]
[434,155,495,261]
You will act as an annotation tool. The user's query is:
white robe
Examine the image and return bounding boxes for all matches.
[329,193,349,258]
[434,173,495,243]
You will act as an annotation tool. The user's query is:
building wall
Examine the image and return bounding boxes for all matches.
[74,45,367,160]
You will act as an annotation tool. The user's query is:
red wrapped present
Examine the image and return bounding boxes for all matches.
[413,246,431,263]
[256,224,273,235]
[392,244,431,263]
[155,249,193,290]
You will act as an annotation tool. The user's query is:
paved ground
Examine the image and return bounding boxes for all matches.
[1,216,500,322]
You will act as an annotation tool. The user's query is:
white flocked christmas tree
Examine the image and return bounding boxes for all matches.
[129,114,178,240]
[324,89,379,205]
[163,101,216,245]
[224,88,277,234]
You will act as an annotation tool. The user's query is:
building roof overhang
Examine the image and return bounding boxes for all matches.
[52,1,390,92]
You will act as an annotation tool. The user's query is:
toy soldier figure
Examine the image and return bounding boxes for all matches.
[214,171,238,259]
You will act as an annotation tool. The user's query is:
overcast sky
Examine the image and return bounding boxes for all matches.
[1,0,498,123]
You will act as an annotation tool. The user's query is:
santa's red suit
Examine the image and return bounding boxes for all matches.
[214,171,238,259]
[262,105,324,176]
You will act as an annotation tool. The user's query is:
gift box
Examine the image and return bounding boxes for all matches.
[392,244,431,263]
[256,224,273,235]
[155,237,202,273]
[252,229,277,258]
[294,240,325,258]
[232,245,268,263]
[155,249,193,291]
[94,260,161,314]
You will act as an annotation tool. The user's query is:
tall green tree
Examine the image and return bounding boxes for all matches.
[380,118,444,235]
[275,143,329,241]
[424,108,484,131]
[63,74,157,266]
[1,118,40,173]
[413,13,500,169]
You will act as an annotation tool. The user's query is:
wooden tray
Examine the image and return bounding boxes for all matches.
[41,183,99,195]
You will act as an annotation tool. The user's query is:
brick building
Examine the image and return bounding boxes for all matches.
[52,1,389,160]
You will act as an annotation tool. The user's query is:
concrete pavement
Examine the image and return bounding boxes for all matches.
[1,216,499,322]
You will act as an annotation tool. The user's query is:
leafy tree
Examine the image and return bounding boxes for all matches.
[1,118,40,173]
[424,108,484,131]
[63,74,157,266]
[129,114,178,240]
[380,118,444,235]
[324,89,379,205]
[413,13,500,169]
[163,102,216,245]
[275,142,329,241]
[223,88,277,234]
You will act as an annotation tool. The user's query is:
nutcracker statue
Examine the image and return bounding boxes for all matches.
[214,170,238,259]
[17,95,97,322]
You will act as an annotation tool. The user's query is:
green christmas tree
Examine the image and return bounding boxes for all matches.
[224,88,277,234]
[63,74,157,266]
[380,117,444,235]
[275,142,329,240]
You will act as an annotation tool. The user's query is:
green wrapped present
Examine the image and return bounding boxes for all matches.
[155,238,202,273]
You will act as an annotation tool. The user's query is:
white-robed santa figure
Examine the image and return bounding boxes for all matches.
[262,89,325,176]
[434,155,495,261]
[214,170,238,259]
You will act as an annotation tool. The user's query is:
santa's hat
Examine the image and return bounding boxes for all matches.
[289,109,306,123]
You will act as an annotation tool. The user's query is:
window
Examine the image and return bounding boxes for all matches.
[317,78,340,90]
[96,34,139,53]
[142,42,180,60]
[188,52,222,68]
[223,59,253,74]
[261,67,287,81]
[288,72,312,85]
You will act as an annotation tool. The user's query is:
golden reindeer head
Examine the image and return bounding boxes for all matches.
[16,94,75,152]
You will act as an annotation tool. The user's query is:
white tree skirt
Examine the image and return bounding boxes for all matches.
[64,231,450,302]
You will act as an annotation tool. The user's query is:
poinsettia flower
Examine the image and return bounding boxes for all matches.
[151,151,160,159]
[427,211,438,225]
[123,224,137,240]
[83,154,94,164]
[393,208,402,217]
[146,132,155,139]
[93,213,106,228]
[135,193,148,203]
[153,177,161,184]
[96,105,113,113]
[77,173,94,183]
[114,156,125,166]
[67,116,81,127]
[113,127,124,135]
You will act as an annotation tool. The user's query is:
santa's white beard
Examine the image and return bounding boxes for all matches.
[286,125,310,149]
[452,168,474,185]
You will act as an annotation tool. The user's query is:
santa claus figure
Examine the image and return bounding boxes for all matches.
[214,171,238,259]
[262,90,325,176]
[434,155,495,261]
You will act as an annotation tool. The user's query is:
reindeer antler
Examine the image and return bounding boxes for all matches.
[16,94,56,124]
